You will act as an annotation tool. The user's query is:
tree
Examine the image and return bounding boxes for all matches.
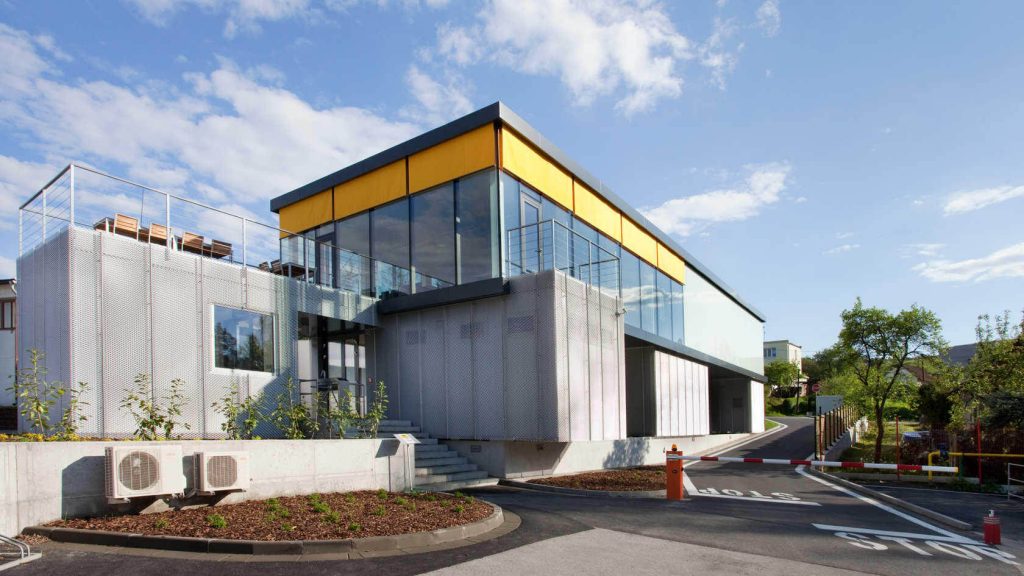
[764,361,800,396]
[837,298,946,462]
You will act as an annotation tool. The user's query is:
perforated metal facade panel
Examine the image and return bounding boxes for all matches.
[18,227,376,437]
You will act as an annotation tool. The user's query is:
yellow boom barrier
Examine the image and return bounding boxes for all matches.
[927,451,1024,481]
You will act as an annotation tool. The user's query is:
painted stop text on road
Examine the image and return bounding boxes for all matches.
[814,524,1019,566]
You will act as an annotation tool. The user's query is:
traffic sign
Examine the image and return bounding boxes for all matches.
[812,383,821,393]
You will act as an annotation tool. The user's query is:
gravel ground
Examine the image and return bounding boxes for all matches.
[49,490,491,541]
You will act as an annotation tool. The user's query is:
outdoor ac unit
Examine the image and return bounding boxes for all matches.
[195,451,251,494]
[105,445,186,502]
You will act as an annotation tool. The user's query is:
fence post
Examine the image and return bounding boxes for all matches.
[896,416,901,481]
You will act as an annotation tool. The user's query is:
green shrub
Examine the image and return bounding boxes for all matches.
[347,522,361,532]
[373,505,386,516]
[121,374,189,440]
[154,518,169,529]
[211,380,266,440]
[324,510,341,524]
[207,514,227,529]
[344,493,356,504]
[376,488,388,500]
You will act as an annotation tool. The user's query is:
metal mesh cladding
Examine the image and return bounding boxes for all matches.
[118,450,161,491]
[205,455,239,489]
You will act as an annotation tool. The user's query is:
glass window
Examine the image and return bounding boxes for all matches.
[371,198,411,297]
[656,271,672,340]
[672,280,684,344]
[336,212,369,256]
[213,306,275,373]
[457,169,500,283]
[620,250,641,328]
[315,223,334,287]
[640,261,657,334]
[501,171,520,233]
[0,301,13,330]
[411,183,455,290]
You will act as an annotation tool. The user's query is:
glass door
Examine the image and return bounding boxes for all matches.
[520,196,541,273]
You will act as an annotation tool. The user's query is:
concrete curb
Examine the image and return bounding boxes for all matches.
[22,501,504,556]
[807,468,973,531]
[499,479,666,499]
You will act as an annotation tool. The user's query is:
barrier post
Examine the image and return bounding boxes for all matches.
[896,416,901,481]
[666,444,684,501]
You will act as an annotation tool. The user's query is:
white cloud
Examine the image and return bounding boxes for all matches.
[755,0,781,37]
[0,22,421,221]
[0,155,60,230]
[794,195,807,203]
[943,185,1024,215]
[824,243,860,255]
[436,0,693,115]
[913,243,1024,283]
[835,231,854,240]
[900,243,944,259]
[697,17,739,90]
[402,65,473,126]
[639,163,790,236]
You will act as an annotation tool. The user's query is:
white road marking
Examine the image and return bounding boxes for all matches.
[819,526,1019,565]
[682,474,821,506]
[794,454,967,541]
[811,524,976,544]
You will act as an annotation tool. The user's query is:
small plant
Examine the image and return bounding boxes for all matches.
[344,493,356,504]
[307,493,323,503]
[269,378,317,439]
[425,494,437,502]
[207,514,227,529]
[121,374,190,440]
[211,380,266,439]
[324,510,341,524]
[376,488,389,501]
[281,522,296,532]
[311,500,331,514]
[452,504,464,514]
[154,518,169,530]
[394,497,408,506]
[56,381,91,440]
[453,491,464,499]
[9,350,61,434]
[347,522,361,532]
[373,505,387,516]
[351,381,389,438]
[402,500,416,512]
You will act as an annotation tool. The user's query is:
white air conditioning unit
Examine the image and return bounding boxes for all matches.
[105,445,186,502]
[195,451,251,494]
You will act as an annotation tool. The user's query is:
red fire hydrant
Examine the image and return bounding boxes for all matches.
[984,510,1001,545]
[666,444,685,501]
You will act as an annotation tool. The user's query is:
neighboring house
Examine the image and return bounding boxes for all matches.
[0,279,14,430]
[763,339,802,373]
[16,102,767,479]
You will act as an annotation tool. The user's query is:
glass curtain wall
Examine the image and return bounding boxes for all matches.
[371,198,411,297]
[411,183,455,292]
[457,170,500,283]
[335,212,372,296]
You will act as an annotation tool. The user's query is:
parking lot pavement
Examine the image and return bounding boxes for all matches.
[15,418,1022,575]
[862,483,1024,542]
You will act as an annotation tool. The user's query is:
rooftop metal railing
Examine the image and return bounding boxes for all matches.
[18,163,450,300]
[506,219,620,297]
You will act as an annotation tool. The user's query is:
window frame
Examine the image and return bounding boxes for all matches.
[210,304,277,375]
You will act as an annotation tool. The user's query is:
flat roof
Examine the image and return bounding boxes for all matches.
[270,101,766,322]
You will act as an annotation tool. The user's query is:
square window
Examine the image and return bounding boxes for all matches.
[213,306,275,373]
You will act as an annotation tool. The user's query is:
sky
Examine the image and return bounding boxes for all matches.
[0,0,1022,354]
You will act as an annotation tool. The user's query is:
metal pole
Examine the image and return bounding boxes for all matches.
[896,416,901,481]
[41,182,47,242]
[165,192,171,252]
[69,164,75,225]
[242,218,247,267]
[977,418,983,485]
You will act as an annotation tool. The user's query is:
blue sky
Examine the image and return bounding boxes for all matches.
[0,0,1021,354]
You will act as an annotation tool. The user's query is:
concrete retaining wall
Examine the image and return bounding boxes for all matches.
[825,418,869,461]
[445,432,752,479]
[0,438,413,536]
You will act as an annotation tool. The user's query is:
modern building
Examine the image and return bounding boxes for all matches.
[763,339,802,373]
[0,279,15,431]
[16,102,765,482]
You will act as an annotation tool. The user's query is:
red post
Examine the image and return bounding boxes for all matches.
[984,510,1001,545]
[895,416,901,481]
[977,419,983,485]
[666,444,684,501]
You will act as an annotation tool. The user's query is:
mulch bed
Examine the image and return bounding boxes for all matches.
[529,466,666,491]
[49,490,491,541]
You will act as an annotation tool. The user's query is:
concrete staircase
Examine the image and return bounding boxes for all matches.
[377,420,498,492]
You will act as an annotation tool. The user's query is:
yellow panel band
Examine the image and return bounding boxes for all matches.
[573,180,622,242]
[333,159,407,221]
[657,243,686,284]
[621,216,658,266]
[500,128,573,210]
[409,125,495,193]
[279,189,332,237]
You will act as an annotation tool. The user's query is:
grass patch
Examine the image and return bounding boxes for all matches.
[764,419,780,430]
[839,420,923,464]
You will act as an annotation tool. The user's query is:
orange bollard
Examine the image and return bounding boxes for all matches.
[666,444,685,501]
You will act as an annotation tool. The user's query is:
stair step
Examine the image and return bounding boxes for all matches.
[415,470,488,485]
[377,425,421,433]
[416,463,478,476]
[415,456,466,467]
[414,443,447,453]
[415,477,500,493]
[379,420,412,427]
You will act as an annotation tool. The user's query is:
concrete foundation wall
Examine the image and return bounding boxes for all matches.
[0,438,412,536]
[16,227,377,437]
[445,432,752,479]
[377,270,625,443]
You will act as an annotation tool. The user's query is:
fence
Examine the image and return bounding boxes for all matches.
[506,219,620,298]
[901,426,1024,484]
[1010,463,1023,501]
[815,403,858,460]
[19,163,448,302]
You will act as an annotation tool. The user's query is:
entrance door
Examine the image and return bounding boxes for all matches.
[520,196,541,272]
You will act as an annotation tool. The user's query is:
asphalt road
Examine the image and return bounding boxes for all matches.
[12,417,1022,575]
